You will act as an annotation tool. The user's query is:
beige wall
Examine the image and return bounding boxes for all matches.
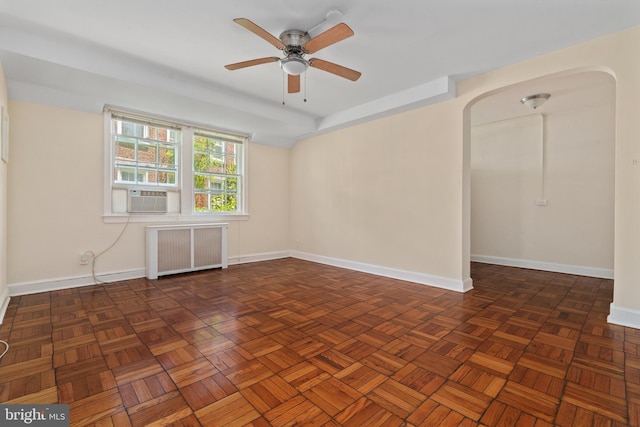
[292,26,640,323]
[0,63,7,320]
[471,101,615,274]
[291,100,466,283]
[6,100,290,286]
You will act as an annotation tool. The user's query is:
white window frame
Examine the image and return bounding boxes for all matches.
[192,130,245,214]
[103,107,249,223]
[111,112,180,188]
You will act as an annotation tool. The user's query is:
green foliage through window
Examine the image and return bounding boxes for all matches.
[193,133,243,213]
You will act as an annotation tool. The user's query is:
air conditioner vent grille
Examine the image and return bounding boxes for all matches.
[128,189,168,213]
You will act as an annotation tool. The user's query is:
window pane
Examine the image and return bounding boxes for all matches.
[157,171,176,184]
[115,138,136,162]
[121,122,144,138]
[211,176,225,190]
[137,142,156,167]
[210,155,224,173]
[224,155,237,174]
[211,194,237,212]
[225,177,237,191]
[194,192,209,211]
[210,140,222,154]
[194,137,208,151]
[148,126,162,141]
[194,174,209,189]
[114,167,137,183]
[158,144,176,169]
[167,129,178,143]
[194,152,208,172]
[137,169,154,184]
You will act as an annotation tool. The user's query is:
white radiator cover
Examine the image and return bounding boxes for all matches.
[146,223,228,279]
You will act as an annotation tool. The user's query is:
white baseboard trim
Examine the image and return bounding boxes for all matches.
[291,251,472,292]
[228,251,290,265]
[471,255,614,279]
[608,304,640,329]
[0,287,10,325]
[6,250,475,299]
[5,251,291,297]
[8,268,146,297]
[462,277,474,292]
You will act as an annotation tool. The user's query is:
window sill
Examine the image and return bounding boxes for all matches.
[103,213,249,223]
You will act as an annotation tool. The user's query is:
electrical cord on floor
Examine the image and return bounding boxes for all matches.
[89,215,132,284]
[0,339,8,360]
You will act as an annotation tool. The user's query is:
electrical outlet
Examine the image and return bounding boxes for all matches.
[79,252,91,265]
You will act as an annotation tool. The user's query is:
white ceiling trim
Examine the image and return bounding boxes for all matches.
[317,76,456,134]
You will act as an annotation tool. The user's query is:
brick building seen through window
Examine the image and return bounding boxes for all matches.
[111,115,243,213]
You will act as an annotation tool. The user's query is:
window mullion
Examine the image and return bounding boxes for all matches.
[104,110,114,215]
[134,138,139,184]
[181,126,194,215]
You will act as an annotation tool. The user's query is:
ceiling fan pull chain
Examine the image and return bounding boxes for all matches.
[304,73,307,103]
[282,70,286,106]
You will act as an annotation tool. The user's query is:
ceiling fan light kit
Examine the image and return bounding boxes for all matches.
[225,15,361,95]
[280,56,308,75]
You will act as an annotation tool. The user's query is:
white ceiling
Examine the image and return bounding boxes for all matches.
[0,0,638,148]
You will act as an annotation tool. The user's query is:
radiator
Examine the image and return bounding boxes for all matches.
[146,223,228,279]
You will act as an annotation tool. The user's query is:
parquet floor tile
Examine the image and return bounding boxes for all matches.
[0,259,637,425]
[366,378,426,419]
[334,396,404,426]
[495,380,559,422]
[303,376,360,417]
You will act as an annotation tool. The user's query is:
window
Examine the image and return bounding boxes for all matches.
[193,131,244,213]
[105,108,248,220]
[112,114,179,186]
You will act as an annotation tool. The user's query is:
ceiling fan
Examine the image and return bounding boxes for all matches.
[224,17,362,94]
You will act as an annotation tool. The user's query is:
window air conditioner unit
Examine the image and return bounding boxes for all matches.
[127,189,168,213]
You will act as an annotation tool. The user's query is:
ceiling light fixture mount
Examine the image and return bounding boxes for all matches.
[520,93,551,109]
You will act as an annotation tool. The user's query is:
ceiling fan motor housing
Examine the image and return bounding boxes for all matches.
[279,29,310,50]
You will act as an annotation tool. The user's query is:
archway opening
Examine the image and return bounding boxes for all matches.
[464,70,616,282]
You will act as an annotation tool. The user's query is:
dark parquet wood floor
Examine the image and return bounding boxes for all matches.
[0,259,638,426]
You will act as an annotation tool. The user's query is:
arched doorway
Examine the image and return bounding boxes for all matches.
[463,69,616,281]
